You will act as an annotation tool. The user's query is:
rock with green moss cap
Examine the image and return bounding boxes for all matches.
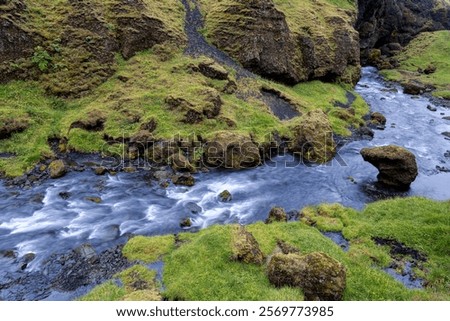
[172,173,195,187]
[265,207,287,224]
[218,190,232,202]
[267,252,346,301]
[292,110,336,163]
[231,226,265,265]
[360,145,418,190]
[205,132,261,169]
[49,160,67,179]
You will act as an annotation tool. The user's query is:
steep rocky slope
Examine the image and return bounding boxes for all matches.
[357,0,450,63]
[0,0,371,177]
[199,0,361,85]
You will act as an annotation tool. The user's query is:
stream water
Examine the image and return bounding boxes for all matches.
[0,67,449,300]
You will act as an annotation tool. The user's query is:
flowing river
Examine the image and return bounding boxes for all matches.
[0,67,449,300]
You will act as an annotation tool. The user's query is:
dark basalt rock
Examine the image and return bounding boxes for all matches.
[357,0,450,63]
[360,145,418,190]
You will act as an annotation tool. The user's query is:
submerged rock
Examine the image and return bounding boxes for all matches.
[231,226,265,265]
[360,145,418,190]
[267,252,346,301]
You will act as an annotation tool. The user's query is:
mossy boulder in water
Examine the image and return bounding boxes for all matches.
[231,226,265,265]
[360,145,418,190]
[218,190,232,202]
[204,132,261,169]
[168,152,196,173]
[267,252,346,301]
[291,110,336,163]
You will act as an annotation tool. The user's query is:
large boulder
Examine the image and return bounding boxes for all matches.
[204,132,261,169]
[360,145,418,190]
[267,252,347,301]
[291,110,336,163]
[231,226,265,265]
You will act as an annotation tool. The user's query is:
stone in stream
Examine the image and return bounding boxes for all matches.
[185,202,202,214]
[218,190,232,202]
[427,105,437,112]
[442,132,450,138]
[370,112,387,125]
[402,81,426,95]
[180,218,192,228]
[267,252,346,301]
[443,116,450,121]
[360,145,418,190]
[49,160,67,179]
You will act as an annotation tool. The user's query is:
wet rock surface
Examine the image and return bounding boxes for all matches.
[0,244,131,301]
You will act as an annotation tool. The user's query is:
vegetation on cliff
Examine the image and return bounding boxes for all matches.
[381,30,450,99]
[0,0,371,177]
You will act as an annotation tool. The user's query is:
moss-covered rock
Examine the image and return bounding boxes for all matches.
[218,190,232,202]
[267,252,346,301]
[370,112,387,126]
[200,0,361,85]
[49,159,67,179]
[291,110,336,163]
[265,207,287,224]
[360,145,418,190]
[231,225,265,265]
[204,132,261,169]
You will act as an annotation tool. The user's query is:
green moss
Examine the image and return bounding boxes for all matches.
[381,31,450,96]
[123,235,175,263]
[97,197,449,301]
[81,265,161,301]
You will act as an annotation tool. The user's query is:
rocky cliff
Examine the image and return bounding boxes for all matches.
[200,0,361,85]
[357,0,450,63]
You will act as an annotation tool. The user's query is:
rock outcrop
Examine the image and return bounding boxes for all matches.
[267,252,347,301]
[291,110,336,163]
[0,0,184,95]
[357,0,450,63]
[204,132,261,169]
[360,145,418,190]
[203,0,361,85]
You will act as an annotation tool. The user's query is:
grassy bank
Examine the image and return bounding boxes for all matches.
[83,197,450,301]
[0,47,368,177]
[381,30,450,99]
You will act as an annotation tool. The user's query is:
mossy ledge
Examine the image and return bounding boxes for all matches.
[82,197,450,301]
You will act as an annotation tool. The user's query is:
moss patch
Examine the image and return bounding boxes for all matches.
[381,31,450,99]
[93,197,450,301]
[81,265,161,301]
[122,235,175,263]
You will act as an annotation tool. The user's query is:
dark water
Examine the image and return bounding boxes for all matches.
[0,67,449,299]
